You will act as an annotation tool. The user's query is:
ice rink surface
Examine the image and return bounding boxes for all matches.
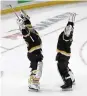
[0,2,87,96]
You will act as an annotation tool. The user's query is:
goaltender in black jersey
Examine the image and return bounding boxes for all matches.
[17,10,43,90]
[56,13,76,90]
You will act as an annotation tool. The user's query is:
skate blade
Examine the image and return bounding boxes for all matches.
[28,87,39,92]
[61,87,72,91]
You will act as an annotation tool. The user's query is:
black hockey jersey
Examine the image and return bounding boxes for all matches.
[22,28,42,53]
[21,18,42,53]
[57,31,73,56]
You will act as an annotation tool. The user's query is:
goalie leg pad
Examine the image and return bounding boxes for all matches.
[36,62,43,78]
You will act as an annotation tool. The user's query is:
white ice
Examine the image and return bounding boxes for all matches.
[0,2,87,96]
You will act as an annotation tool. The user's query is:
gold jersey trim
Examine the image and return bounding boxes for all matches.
[25,24,40,36]
[57,49,71,56]
[25,24,32,28]
[29,45,42,53]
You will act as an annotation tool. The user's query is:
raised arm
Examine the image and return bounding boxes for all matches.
[64,13,76,37]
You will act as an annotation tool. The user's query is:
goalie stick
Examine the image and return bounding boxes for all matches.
[7,4,20,19]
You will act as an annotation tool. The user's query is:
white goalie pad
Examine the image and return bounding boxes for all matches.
[68,70,75,82]
[36,62,43,78]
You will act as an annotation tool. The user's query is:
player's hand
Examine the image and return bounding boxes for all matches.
[17,18,23,25]
[17,19,25,29]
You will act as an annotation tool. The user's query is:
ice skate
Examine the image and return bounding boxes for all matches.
[28,71,40,92]
[61,78,72,91]
[29,83,40,92]
[61,83,72,91]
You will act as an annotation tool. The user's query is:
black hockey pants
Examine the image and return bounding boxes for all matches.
[27,49,43,71]
[56,53,72,84]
